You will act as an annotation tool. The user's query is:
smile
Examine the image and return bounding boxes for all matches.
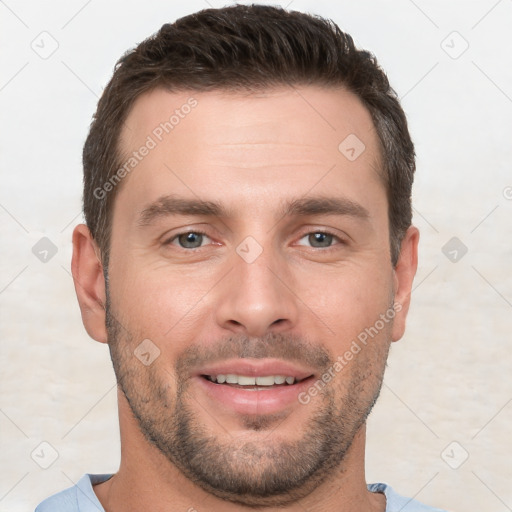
[203,374,305,387]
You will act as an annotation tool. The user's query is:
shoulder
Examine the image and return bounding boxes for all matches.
[35,484,78,512]
[368,482,449,512]
[35,474,113,512]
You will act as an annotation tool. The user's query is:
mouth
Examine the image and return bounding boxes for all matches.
[193,359,316,416]
[202,373,309,389]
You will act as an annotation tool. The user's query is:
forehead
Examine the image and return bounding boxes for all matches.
[114,85,385,223]
[120,85,380,158]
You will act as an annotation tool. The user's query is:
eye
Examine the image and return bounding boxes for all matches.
[166,231,212,249]
[296,231,344,249]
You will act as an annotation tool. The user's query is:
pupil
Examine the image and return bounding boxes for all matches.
[310,232,331,247]
[180,232,202,248]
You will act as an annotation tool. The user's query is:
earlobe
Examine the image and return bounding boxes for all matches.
[391,225,420,342]
[71,224,108,344]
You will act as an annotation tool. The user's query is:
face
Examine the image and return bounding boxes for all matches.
[92,86,414,506]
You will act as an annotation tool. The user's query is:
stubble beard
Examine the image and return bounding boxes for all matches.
[105,291,391,507]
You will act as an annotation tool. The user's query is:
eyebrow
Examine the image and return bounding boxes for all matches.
[137,194,370,227]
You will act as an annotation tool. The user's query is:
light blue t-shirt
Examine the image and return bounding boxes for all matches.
[35,473,448,511]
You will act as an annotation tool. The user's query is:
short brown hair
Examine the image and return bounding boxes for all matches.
[83,4,415,268]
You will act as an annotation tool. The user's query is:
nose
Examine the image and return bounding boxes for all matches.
[214,242,299,338]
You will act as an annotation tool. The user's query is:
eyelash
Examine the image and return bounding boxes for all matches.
[164,229,346,250]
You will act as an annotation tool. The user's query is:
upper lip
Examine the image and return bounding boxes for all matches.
[195,358,315,380]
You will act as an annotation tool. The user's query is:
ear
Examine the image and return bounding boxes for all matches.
[391,225,420,342]
[71,224,108,344]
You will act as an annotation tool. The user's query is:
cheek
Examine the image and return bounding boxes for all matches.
[295,264,394,344]
[109,263,213,352]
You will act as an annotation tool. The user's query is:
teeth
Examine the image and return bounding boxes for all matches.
[207,374,297,386]
[238,376,256,385]
[255,376,275,386]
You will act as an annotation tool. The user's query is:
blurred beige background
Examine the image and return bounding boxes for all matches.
[1,1,511,511]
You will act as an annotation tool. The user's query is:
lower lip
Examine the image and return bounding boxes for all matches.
[195,376,314,416]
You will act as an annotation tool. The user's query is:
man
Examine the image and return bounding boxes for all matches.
[36,4,447,511]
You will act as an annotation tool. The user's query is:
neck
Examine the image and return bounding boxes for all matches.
[94,389,385,512]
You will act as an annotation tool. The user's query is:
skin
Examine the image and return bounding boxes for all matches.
[72,85,419,512]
